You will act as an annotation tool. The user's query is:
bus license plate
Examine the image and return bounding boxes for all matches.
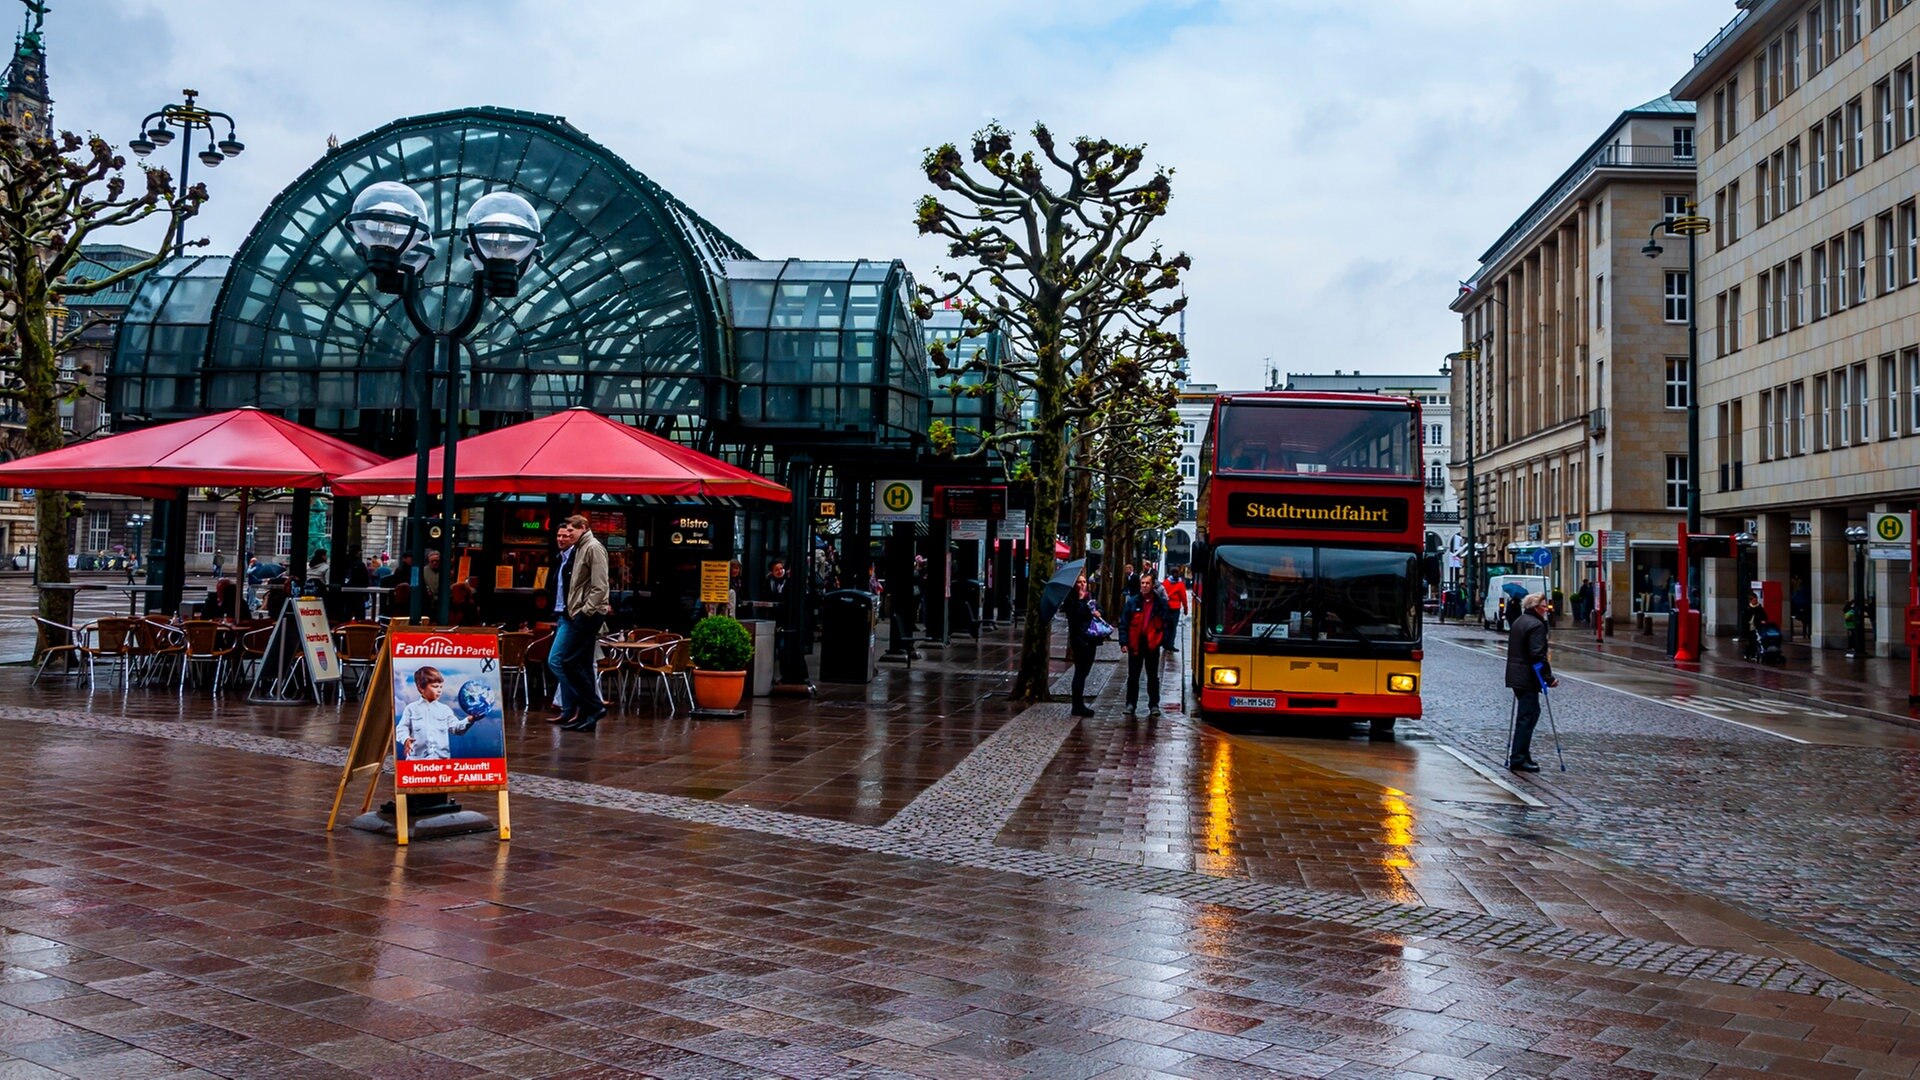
[1228,695,1277,709]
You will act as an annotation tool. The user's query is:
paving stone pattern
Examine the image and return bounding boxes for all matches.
[1421,629,1920,986]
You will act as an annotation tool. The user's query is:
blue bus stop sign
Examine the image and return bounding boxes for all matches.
[1531,549,1553,568]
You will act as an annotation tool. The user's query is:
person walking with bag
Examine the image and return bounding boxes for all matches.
[1504,592,1557,772]
[1120,573,1172,718]
[1061,573,1104,717]
[550,515,612,732]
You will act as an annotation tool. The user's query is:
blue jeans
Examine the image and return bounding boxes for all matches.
[548,613,604,717]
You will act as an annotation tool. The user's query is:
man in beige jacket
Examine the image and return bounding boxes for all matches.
[551,515,611,731]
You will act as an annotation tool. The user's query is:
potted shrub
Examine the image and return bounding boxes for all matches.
[689,614,752,710]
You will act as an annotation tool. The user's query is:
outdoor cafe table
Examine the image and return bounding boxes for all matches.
[117,583,165,616]
[334,584,394,620]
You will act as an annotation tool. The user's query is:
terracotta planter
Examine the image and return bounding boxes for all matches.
[691,668,747,711]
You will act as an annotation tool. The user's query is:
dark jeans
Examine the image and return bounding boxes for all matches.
[1124,646,1162,712]
[1509,689,1540,764]
[1069,640,1095,708]
[549,613,605,717]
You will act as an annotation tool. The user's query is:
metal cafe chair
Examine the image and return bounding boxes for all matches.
[73,616,138,691]
[496,630,534,710]
[336,623,385,701]
[129,618,187,687]
[635,634,690,715]
[178,620,236,693]
[31,617,86,686]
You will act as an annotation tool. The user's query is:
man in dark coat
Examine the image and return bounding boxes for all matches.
[1504,592,1556,772]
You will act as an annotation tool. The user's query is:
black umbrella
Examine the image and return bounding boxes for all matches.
[1039,558,1087,624]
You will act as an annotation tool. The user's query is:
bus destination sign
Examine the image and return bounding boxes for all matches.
[1226,492,1408,532]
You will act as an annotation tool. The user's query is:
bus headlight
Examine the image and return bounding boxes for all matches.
[1209,667,1240,687]
[1387,673,1418,693]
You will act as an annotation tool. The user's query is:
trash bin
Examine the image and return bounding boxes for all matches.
[739,619,776,696]
[950,578,982,639]
[819,589,879,683]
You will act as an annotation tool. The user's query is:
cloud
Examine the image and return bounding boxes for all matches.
[48,0,1732,391]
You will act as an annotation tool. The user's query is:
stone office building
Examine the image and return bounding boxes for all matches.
[1451,97,1696,621]
[1676,0,1920,655]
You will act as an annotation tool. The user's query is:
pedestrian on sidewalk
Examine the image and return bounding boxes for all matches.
[1120,572,1172,718]
[1504,592,1557,772]
[1061,572,1101,717]
[549,515,611,732]
[1162,570,1188,651]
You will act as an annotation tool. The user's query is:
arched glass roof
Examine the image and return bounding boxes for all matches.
[724,258,927,447]
[923,308,1011,457]
[107,254,231,421]
[201,107,751,448]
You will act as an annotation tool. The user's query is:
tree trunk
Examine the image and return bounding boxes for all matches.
[17,262,72,648]
[1069,447,1091,559]
[1011,354,1068,705]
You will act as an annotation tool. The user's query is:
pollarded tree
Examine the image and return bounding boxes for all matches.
[0,118,205,633]
[916,121,1187,704]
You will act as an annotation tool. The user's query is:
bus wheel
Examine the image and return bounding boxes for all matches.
[1369,718,1396,741]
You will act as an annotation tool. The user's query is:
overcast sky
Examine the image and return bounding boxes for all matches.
[52,0,1735,392]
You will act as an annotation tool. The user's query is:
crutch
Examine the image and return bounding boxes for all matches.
[1533,662,1567,771]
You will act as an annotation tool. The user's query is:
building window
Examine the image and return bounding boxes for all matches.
[1666,357,1689,409]
[1180,453,1196,479]
[1179,492,1195,520]
[1792,380,1809,453]
[275,513,292,557]
[1181,422,1195,444]
[1665,455,1689,510]
[1809,7,1826,76]
[86,511,109,554]
[197,513,216,555]
[1772,262,1788,335]
[1882,353,1899,438]
[1838,368,1853,445]
[1771,149,1787,217]
[1716,292,1729,357]
[1664,271,1689,323]
[1789,256,1805,328]
[1728,180,1741,241]
[1882,212,1899,294]
[1830,108,1846,178]
[1854,360,1870,440]
[1428,461,1444,487]
[1813,246,1830,318]
[1851,225,1868,305]
[1815,374,1831,449]
[1728,285,1742,350]
[1812,122,1828,191]
[1786,139,1802,207]
[1907,348,1920,434]
[1428,423,1443,446]
[1673,126,1694,160]
[1595,274,1605,326]
[1902,63,1917,143]
[1849,97,1865,172]
[1663,193,1688,225]
[1878,77,1895,156]
[1761,389,1775,460]
[1902,202,1918,285]
[1758,270,1774,339]
[1756,160,1772,224]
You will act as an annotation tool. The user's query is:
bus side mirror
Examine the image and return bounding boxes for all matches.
[1192,541,1208,575]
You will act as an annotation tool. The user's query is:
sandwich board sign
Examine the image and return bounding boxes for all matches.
[327,625,510,845]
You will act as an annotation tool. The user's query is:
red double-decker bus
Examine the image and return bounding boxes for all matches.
[1192,392,1424,738]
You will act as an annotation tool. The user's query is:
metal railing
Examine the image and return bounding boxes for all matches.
[1429,510,1461,524]
[1695,6,1752,65]
[1477,144,1695,275]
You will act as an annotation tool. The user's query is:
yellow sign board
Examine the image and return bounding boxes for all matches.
[700,560,731,604]
[1872,512,1907,543]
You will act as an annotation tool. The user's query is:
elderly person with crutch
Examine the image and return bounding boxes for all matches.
[1504,592,1558,772]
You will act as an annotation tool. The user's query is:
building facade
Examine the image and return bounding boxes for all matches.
[1676,0,1920,655]
[1452,97,1697,619]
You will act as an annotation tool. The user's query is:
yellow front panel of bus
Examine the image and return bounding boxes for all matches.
[1206,654,1415,696]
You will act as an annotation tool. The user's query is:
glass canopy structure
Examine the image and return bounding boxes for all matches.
[109,107,947,466]
[106,255,231,420]
[922,308,1013,457]
[724,259,927,447]
[184,107,749,450]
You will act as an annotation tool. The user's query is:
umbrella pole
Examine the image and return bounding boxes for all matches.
[235,487,250,614]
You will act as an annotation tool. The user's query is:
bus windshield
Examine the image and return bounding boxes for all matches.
[1206,543,1420,645]
[1215,403,1416,480]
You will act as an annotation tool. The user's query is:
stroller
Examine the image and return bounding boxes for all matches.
[1742,622,1786,665]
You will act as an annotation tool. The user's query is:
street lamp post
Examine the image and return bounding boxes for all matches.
[1442,344,1481,621]
[127,90,244,257]
[345,182,543,625]
[1644,205,1711,660]
[126,512,149,585]
[128,91,243,617]
[1844,524,1869,658]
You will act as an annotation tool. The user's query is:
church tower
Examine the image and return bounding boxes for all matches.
[0,2,50,137]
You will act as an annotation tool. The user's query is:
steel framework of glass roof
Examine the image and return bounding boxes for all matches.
[108,107,945,466]
[106,255,231,420]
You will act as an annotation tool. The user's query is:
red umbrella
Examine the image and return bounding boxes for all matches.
[0,407,390,493]
[331,407,791,502]
[1055,539,1072,559]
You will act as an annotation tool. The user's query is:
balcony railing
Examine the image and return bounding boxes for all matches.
[1477,144,1694,274]
[1428,510,1461,524]
[1588,407,1607,436]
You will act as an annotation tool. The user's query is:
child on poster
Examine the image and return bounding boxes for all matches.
[395,665,475,760]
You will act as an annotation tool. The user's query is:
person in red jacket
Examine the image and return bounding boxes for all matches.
[1119,573,1173,717]
[1161,570,1188,650]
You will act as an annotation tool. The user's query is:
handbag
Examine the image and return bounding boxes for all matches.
[1086,613,1114,642]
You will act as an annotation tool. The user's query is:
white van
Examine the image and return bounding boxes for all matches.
[1482,574,1550,631]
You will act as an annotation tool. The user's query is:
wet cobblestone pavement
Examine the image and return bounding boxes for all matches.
[1,627,1919,1076]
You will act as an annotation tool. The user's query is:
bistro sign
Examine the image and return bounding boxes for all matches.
[1226,492,1407,532]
